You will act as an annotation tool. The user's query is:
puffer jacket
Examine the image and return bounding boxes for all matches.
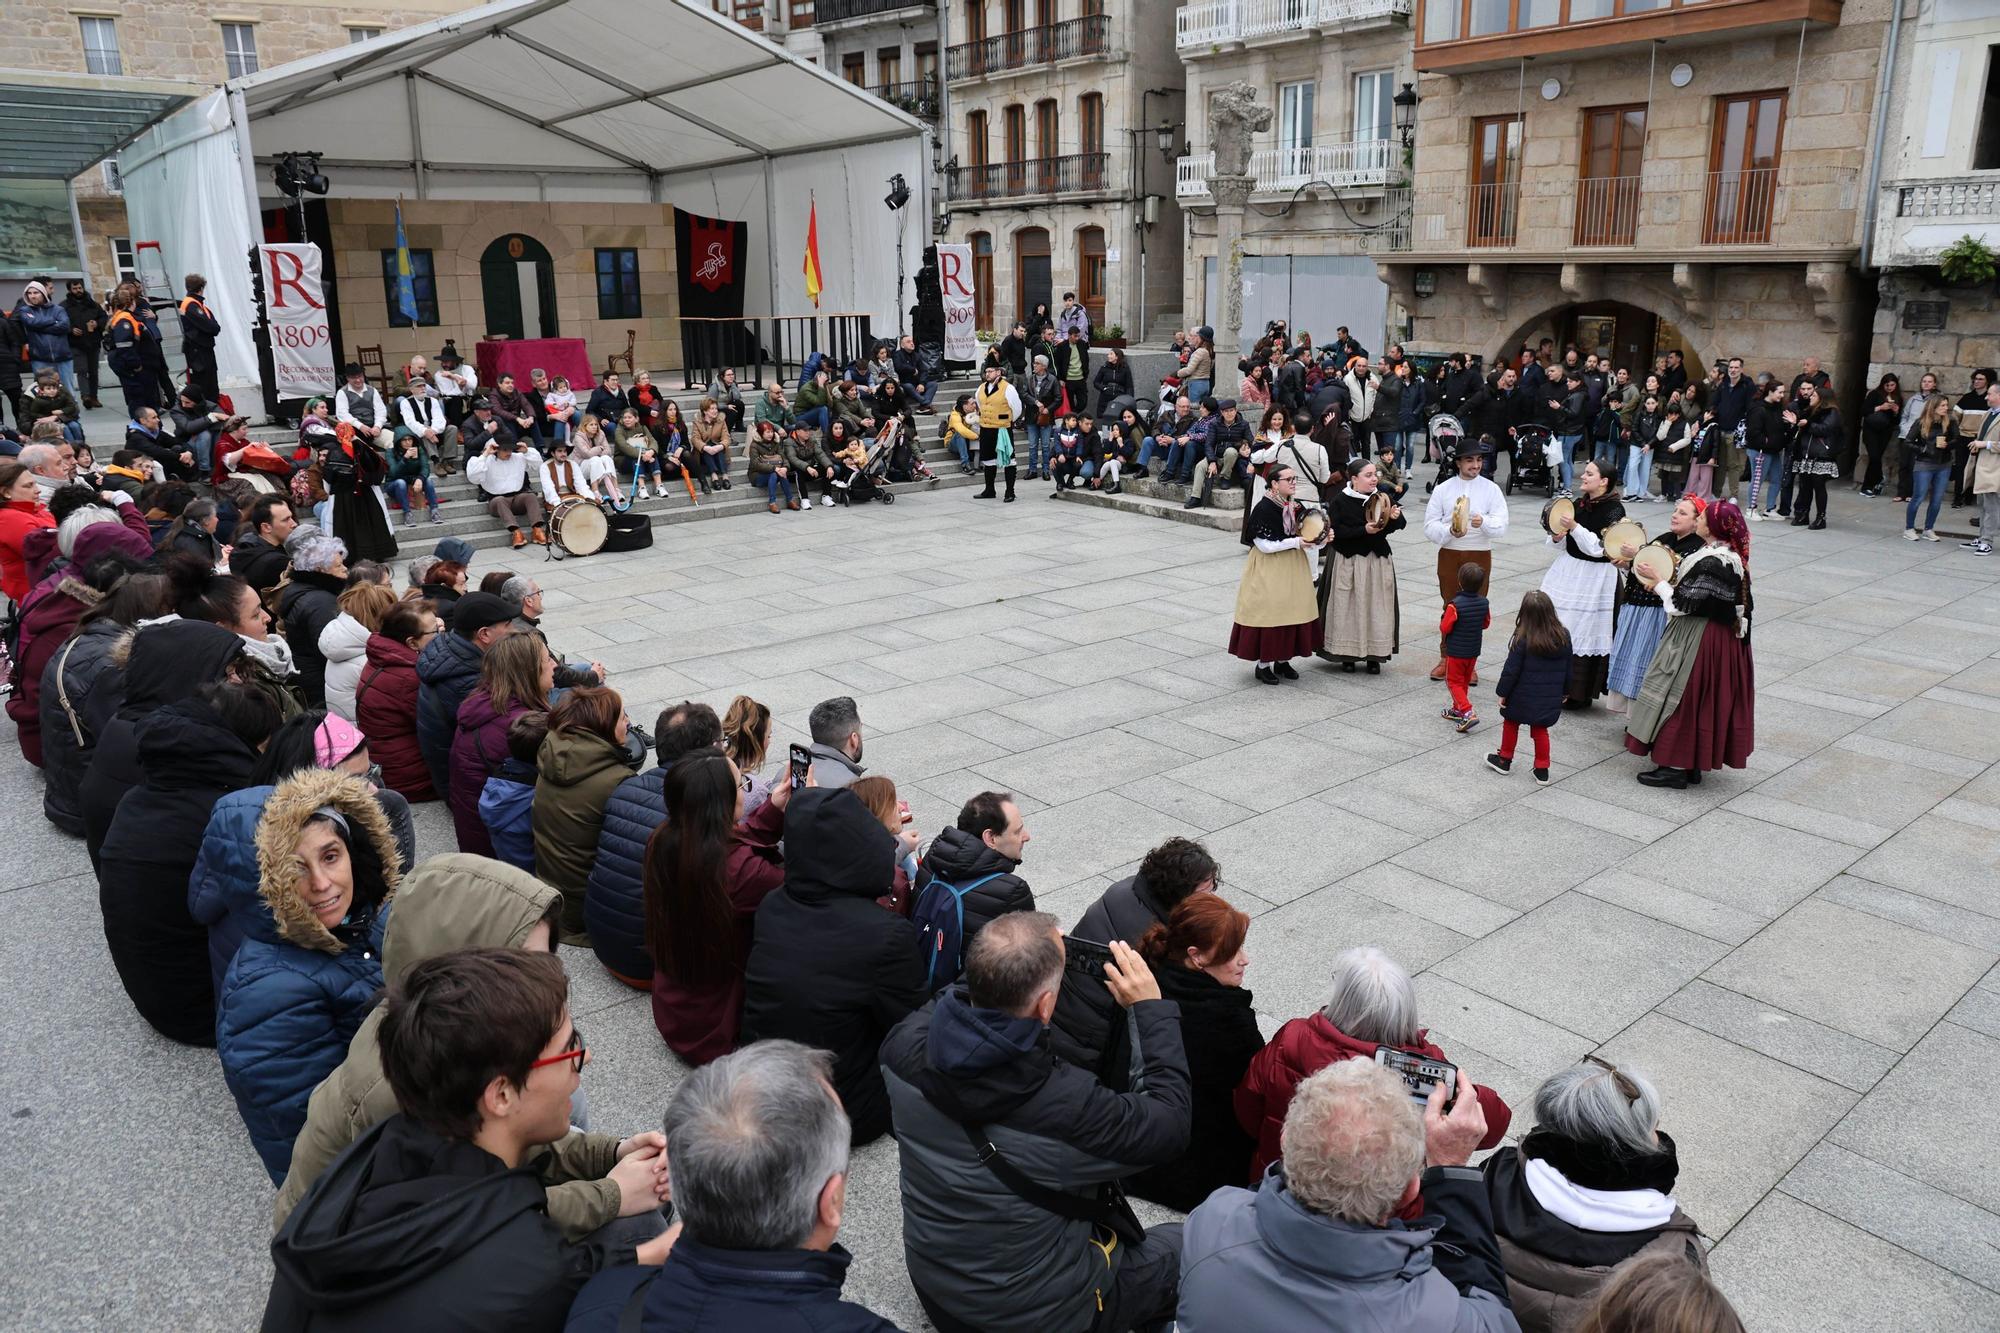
[214,771,395,1183]
[272,854,624,1238]
[317,613,373,722]
[97,685,263,1045]
[741,788,927,1144]
[448,686,531,857]
[1048,870,1179,1086]
[479,761,537,872]
[585,762,669,984]
[415,630,485,798]
[1126,961,1261,1213]
[355,632,433,801]
[277,569,344,708]
[916,826,1035,945]
[81,619,245,865]
[532,724,634,940]
[39,617,124,835]
[15,294,72,362]
[879,987,1190,1333]
[8,573,101,767]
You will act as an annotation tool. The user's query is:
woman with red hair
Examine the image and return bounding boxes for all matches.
[1626,499,1755,788]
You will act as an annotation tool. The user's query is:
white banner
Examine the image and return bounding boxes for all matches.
[257,244,335,400]
[937,243,977,363]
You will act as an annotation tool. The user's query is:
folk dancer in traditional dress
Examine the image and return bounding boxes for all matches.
[1539,459,1623,708]
[1605,496,1707,714]
[1319,459,1405,674]
[1230,465,1327,684]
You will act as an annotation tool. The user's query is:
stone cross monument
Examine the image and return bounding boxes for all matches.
[1209,81,1271,366]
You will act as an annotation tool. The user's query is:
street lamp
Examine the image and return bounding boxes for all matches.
[1393,83,1420,150]
[1154,121,1177,162]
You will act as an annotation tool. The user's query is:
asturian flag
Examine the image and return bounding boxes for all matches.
[392,198,420,325]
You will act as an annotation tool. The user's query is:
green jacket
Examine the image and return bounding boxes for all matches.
[272,855,623,1239]
[786,436,833,473]
[532,726,634,908]
[748,435,788,475]
[753,395,794,430]
[796,380,833,415]
[614,423,656,462]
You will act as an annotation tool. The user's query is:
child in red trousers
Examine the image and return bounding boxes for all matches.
[1440,561,1489,732]
[1486,590,1574,786]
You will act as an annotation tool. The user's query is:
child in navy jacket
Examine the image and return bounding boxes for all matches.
[1487,590,1572,785]
[1440,561,1491,731]
[478,711,546,873]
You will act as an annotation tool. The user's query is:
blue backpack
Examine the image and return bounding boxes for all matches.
[912,870,1007,992]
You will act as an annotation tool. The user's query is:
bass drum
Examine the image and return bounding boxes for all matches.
[549,498,609,558]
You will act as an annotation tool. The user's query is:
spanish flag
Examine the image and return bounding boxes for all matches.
[803,199,823,309]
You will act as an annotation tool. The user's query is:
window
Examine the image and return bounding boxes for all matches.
[966,110,989,165]
[79,17,121,75]
[878,48,902,88]
[380,248,440,327]
[915,42,938,89]
[1035,99,1059,158]
[965,0,986,44]
[1278,81,1315,176]
[1577,105,1645,245]
[1705,91,1785,243]
[1975,46,2000,169]
[1353,71,1393,145]
[1077,226,1106,327]
[970,231,994,328]
[732,0,764,30]
[1004,103,1027,192]
[843,53,866,85]
[110,236,137,285]
[347,27,383,42]
[221,23,259,78]
[1468,114,1522,246]
[101,160,124,195]
[595,248,642,320]
[1079,92,1103,159]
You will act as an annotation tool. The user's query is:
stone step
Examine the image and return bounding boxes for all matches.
[1114,474,1247,510]
[1051,485,1242,533]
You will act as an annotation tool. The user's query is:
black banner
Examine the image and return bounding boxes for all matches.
[674,208,749,372]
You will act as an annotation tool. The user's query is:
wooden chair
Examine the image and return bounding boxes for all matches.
[604,329,636,379]
[354,344,392,397]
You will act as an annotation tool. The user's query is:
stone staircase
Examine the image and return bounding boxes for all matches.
[1050,471,1243,533]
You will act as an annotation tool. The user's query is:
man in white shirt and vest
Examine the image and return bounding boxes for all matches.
[1423,436,1509,680]
[466,412,547,549]
[973,362,1024,503]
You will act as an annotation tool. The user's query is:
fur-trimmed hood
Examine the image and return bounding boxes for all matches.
[253,769,401,954]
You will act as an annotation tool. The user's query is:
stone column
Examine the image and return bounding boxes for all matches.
[1211,174,1253,367]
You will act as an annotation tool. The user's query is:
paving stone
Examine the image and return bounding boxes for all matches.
[1619,809,1861,919]
[1244,886,1473,1031]
[1390,808,1644,913]
[1833,1023,2000,1207]
[1816,873,2000,954]
[1781,1142,2000,1295]
[970,728,1189,806]
[1572,868,1770,946]
[1160,733,1381,814]
[1408,973,1596,1085]
[1338,862,1522,939]
[1197,799,1422,907]
[1746,745,1969,835]
[1657,979,1901,1093]
[1846,812,2000,919]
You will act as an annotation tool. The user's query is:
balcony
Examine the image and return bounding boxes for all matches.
[946,14,1112,80]
[813,0,927,23]
[947,152,1112,202]
[1176,136,1399,199]
[1389,163,1859,257]
[1877,179,2000,268]
[1175,0,1410,53]
[872,77,941,119]
[1414,0,1840,74]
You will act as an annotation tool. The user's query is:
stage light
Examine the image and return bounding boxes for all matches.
[884,173,910,212]
[274,151,330,199]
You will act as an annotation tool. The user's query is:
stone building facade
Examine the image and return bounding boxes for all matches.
[1378,0,1885,397]
[1174,0,1414,357]
[1864,0,2000,400]
[940,0,1186,338]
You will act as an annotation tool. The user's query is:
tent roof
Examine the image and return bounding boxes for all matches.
[0,69,202,179]
[229,0,926,178]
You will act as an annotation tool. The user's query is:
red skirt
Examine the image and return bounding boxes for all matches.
[1624,619,1754,771]
[1229,619,1323,662]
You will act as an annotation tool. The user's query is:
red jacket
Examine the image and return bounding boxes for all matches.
[1235,1012,1512,1217]
[649,797,787,1065]
[448,687,531,857]
[355,632,434,803]
[0,499,56,603]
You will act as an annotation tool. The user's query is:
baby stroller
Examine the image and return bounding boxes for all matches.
[877,412,937,487]
[1508,423,1560,498]
[833,423,900,506]
[1423,414,1466,494]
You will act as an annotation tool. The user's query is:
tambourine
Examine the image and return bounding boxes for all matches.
[1363,491,1393,527]
[1297,509,1329,545]
[1450,496,1471,538]
[1632,543,1679,585]
[1601,518,1646,563]
[1541,496,1575,535]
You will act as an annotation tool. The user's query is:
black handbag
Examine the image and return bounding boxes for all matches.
[602,509,653,551]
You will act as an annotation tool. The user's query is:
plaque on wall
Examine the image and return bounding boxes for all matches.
[1902,300,1950,332]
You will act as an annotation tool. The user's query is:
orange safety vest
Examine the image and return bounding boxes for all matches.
[178,296,210,319]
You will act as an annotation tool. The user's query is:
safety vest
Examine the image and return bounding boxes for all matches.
[976,381,1013,430]
[178,295,211,320]
[108,309,144,340]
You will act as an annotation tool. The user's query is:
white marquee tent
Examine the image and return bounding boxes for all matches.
[117,0,931,393]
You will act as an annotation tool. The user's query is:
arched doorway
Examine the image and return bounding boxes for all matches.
[1014,227,1050,326]
[479,233,558,340]
[1493,300,1703,382]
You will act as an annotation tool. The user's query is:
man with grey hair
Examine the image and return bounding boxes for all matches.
[1179,1059,1517,1332]
[405,553,440,596]
[806,695,865,788]
[882,910,1191,1333]
[502,573,605,690]
[563,1040,901,1332]
[17,442,71,502]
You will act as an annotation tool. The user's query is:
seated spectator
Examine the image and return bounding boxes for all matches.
[1236,946,1511,1195]
[489,371,542,446]
[449,632,553,859]
[1178,1060,1515,1332]
[533,685,637,941]
[646,750,790,1063]
[746,420,796,513]
[882,913,1189,1333]
[170,386,229,474]
[1574,1251,1743,1333]
[827,422,876,506]
[357,599,442,802]
[654,400,701,504]
[804,694,867,788]
[615,407,665,499]
[214,770,395,1183]
[155,496,223,565]
[586,373,630,431]
[277,530,350,708]
[9,512,151,766]
[741,786,925,1145]
[395,371,459,490]
[690,397,732,492]
[38,569,170,836]
[943,394,979,474]
[421,557,467,616]
[99,448,153,500]
[894,332,936,412]
[720,693,774,815]
[265,948,672,1327]
[753,381,795,434]
[565,1041,900,1333]
[125,405,199,481]
[1052,835,1219,1085]
[848,774,922,914]
[1127,894,1261,1212]
[1482,1059,1704,1332]
[567,413,623,504]
[319,577,396,722]
[0,460,56,603]
[232,494,297,595]
[916,790,1034,964]
[415,591,516,797]
[797,366,836,435]
[482,711,550,873]
[787,424,838,508]
[543,374,578,442]
[467,425,547,550]
[587,701,725,987]
[99,676,280,1045]
[630,369,667,431]
[707,368,748,432]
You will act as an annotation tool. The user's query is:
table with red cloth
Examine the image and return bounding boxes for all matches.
[473,338,596,394]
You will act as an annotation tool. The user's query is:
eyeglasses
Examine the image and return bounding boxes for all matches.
[529,1022,587,1073]
[1585,1054,1640,1101]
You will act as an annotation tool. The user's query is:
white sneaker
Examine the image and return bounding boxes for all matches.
[821,495,834,507]
[1923,529,1939,542]
[636,484,651,499]
[1903,528,1919,541]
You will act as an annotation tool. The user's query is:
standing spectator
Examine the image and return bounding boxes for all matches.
[63,279,107,408]
[176,274,221,402]
[355,599,441,802]
[532,685,636,943]
[1178,1060,1516,1333]
[1055,290,1092,343]
[1953,368,1994,509]
[804,694,867,788]
[414,591,516,797]
[881,914,1189,1333]
[448,632,552,859]
[276,531,349,708]
[1184,326,1216,405]
[741,786,926,1145]
[1709,357,1754,503]
[1965,383,2000,555]
[14,279,76,399]
[104,283,167,416]
[1092,346,1133,419]
[1857,372,1903,499]
[1742,379,1790,520]
[1787,382,1841,530]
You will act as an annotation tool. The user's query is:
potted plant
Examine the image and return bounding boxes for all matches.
[1938,234,1998,289]
[1096,323,1127,349]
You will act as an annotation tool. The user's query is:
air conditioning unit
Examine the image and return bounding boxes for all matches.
[102,160,124,195]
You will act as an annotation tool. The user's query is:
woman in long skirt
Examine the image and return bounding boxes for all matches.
[1229,465,1324,683]
[1540,458,1623,707]
[1606,496,1708,713]
[303,400,398,563]
[1626,501,1755,788]
[1319,459,1404,674]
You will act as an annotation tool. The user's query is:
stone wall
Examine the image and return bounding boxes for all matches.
[949,199,1142,334]
[327,198,683,379]
[1870,270,2000,397]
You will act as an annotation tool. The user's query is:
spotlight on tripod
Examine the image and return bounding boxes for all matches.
[884,173,910,211]
[273,151,330,199]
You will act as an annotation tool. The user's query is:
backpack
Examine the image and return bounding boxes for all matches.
[912,870,1007,992]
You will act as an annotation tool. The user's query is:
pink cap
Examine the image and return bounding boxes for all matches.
[313,714,367,769]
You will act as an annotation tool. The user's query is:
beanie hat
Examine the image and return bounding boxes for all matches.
[313,714,367,769]
[56,506,121,560]
[434,535,475,566]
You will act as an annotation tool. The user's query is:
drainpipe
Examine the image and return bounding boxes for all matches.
[1859,0,1907,271]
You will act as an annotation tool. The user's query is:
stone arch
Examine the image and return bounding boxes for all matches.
[1484,269,1714,375]
[452,211,578,268]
